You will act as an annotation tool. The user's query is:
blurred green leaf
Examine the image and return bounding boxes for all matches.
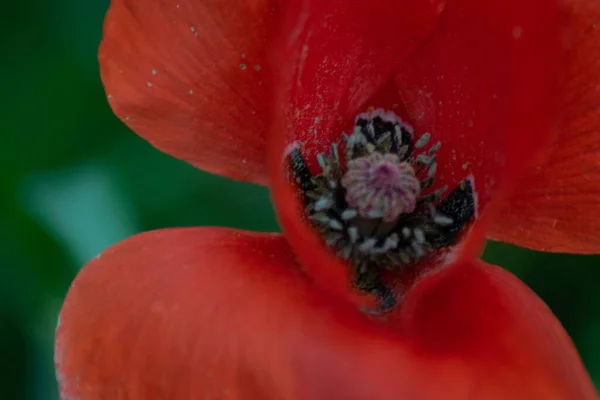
[21,163,140,267]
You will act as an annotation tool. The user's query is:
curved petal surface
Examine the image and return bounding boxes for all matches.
[269,0,446,167]
[489,0,600,253]
[99,0,277,184]
[269,0,561,306]
[56,228,596,399]
[395,0,560,221]
[268,0,447,305]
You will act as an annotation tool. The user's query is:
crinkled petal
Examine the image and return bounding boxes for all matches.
[488,0,600,253]
[55,228,596,399]
[99,0,278,184]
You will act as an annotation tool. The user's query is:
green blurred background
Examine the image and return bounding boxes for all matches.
[1,1,599,399]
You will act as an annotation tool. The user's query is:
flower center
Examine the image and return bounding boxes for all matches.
[342,152,420,222]
[288,109,475,312]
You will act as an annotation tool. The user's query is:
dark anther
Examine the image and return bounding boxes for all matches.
[433,180,476,247]
[355,115,414,158]
[371,282,397,312]
[289,147,315,195]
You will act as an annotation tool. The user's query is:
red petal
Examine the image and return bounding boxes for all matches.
[99,0,277,184]
[56,228,596,399]
[488,0,600,253]
[400,258,597,399]
[268,0,446,163]
[268,0,447,306]
[268,0,562,304]
[395,0,560,219]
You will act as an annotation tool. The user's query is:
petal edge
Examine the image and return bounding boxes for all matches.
[488,0,600,252]
[55,228,596,399]
[100,0,278,184]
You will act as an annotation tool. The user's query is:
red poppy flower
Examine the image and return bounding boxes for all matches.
[55,0,600,399]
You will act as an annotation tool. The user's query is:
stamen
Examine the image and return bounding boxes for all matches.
[415,132,431,149]
[287,108,476,311]
[341,209,358,220]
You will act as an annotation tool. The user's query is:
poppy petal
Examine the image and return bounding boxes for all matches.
[268,0,561,305]
[399,258,597,400]
[267,0,447,305]
[488,0,600,253]
[55,228,596,399]
[268,0,446,163]
[395,0,560,221]
[99,0,277,184]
